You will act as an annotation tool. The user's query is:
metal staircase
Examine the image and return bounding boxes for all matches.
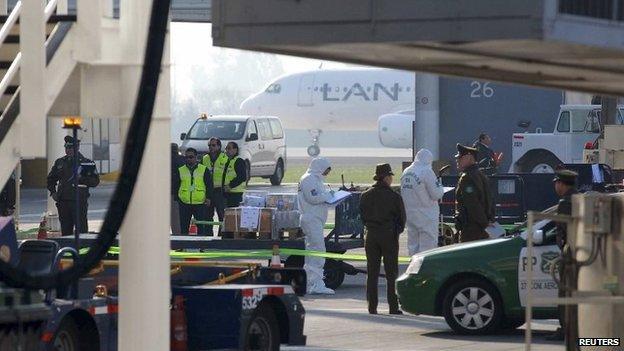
[0,0,77,189]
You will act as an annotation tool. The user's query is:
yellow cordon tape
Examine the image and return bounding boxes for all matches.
[78,246,411,263]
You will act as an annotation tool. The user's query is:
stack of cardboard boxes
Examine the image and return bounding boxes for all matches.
[223,192,302,240]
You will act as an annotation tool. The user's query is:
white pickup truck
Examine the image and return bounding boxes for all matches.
[511,104,624,173]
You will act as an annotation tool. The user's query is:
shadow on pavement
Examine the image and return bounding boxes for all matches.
[423,329,563,346]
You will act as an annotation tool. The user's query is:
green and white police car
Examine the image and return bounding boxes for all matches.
[396,220,560,334]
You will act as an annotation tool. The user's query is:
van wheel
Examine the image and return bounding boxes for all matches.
[270,160,284,186]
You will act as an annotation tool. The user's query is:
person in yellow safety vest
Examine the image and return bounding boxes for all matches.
[173,147,213,235]
[222,141,247,208]
[202,137,228,236]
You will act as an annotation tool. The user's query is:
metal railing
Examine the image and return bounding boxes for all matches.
[559,0,624,21]
[0,0,64,111]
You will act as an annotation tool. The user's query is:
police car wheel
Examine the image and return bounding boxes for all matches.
[244,303,281,351]
[442,278,503,335]
[53,317,80,351]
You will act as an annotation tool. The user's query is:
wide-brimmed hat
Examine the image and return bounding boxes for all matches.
[373,163,394,181]
[553,169,578,186]
[454,143,477,158]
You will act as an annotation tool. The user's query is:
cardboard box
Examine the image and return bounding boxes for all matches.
[266,193,298,211]
[224,207,275,236]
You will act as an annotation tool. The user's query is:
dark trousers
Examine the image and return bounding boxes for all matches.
[207,190,225,236]
[225,192,243,208]
[559,248,579,346]
[56,200,88,237]
[365,231,399,313]
[179,203,208,235]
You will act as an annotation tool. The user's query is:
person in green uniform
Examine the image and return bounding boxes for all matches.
[202,137,228,235]
[173,147,213,235]
[454,143,494,243]
[548,169,578,342]
[359,163,407,315]
[222,142,247,208]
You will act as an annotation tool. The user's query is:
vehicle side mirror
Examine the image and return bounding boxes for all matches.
[180,133,187,140]
[532,230,544,245]
[247,133,258,141]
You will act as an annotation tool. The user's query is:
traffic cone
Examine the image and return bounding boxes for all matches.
[188,218,198,236]
[37,217,48,240]
[170,295,188,351]
[270,244,282,268]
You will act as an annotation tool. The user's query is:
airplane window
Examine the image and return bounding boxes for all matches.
[367,87,371,92]
[265,84,281,94]
[399,87,403,92]
[314,87,318,91]
[335,87,339,92]
[343,87,347,92]
[406,87,411,92]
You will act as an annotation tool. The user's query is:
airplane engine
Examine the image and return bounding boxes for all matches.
[377,112,414,148]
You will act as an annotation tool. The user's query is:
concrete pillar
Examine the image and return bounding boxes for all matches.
[118,0,171,350]
[20,0,47,158]
[414,73,440,158]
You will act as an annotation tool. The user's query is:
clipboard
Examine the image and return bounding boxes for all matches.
[325,190,351,205]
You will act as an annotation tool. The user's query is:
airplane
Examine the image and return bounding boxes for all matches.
[239,67,416,156]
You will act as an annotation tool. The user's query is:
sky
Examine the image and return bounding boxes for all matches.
[169,22,356,140]
[170,22,351,100]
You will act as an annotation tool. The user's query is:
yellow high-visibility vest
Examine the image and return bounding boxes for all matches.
[202,152,228,188]
[223,156,246,193]
[178,164,207,204]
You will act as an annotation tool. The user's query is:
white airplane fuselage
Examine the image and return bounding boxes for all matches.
[240,68,415,131]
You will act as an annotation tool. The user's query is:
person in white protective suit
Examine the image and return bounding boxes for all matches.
[400,149,444,255]
[297,157,335,295]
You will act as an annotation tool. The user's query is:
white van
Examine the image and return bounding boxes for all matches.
[179,114,287,185]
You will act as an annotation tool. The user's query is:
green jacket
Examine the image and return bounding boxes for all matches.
[455,164,494,242]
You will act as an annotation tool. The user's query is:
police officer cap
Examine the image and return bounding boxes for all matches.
[64,135,80,148]
[454,143,478,158]
[373,163,394,181]
[553,169,577,185]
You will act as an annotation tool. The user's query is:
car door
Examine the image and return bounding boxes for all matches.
[256,118,274,175]
[517,227,560,310]
[268,118,285,170]
[245,119,261,176]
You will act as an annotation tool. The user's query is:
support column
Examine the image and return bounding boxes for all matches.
[20,0,47,158]
[118,0,171,350]
[414,73,440,158]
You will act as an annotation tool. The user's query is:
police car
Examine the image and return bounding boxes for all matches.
[396,218,560,334]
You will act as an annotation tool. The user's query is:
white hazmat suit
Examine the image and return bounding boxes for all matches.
[400,149,444,255]
[297,157,335,294]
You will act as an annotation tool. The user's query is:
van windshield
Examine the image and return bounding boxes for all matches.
[187,120,246,140]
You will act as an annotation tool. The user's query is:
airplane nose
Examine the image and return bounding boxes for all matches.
[240,96,260,113]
